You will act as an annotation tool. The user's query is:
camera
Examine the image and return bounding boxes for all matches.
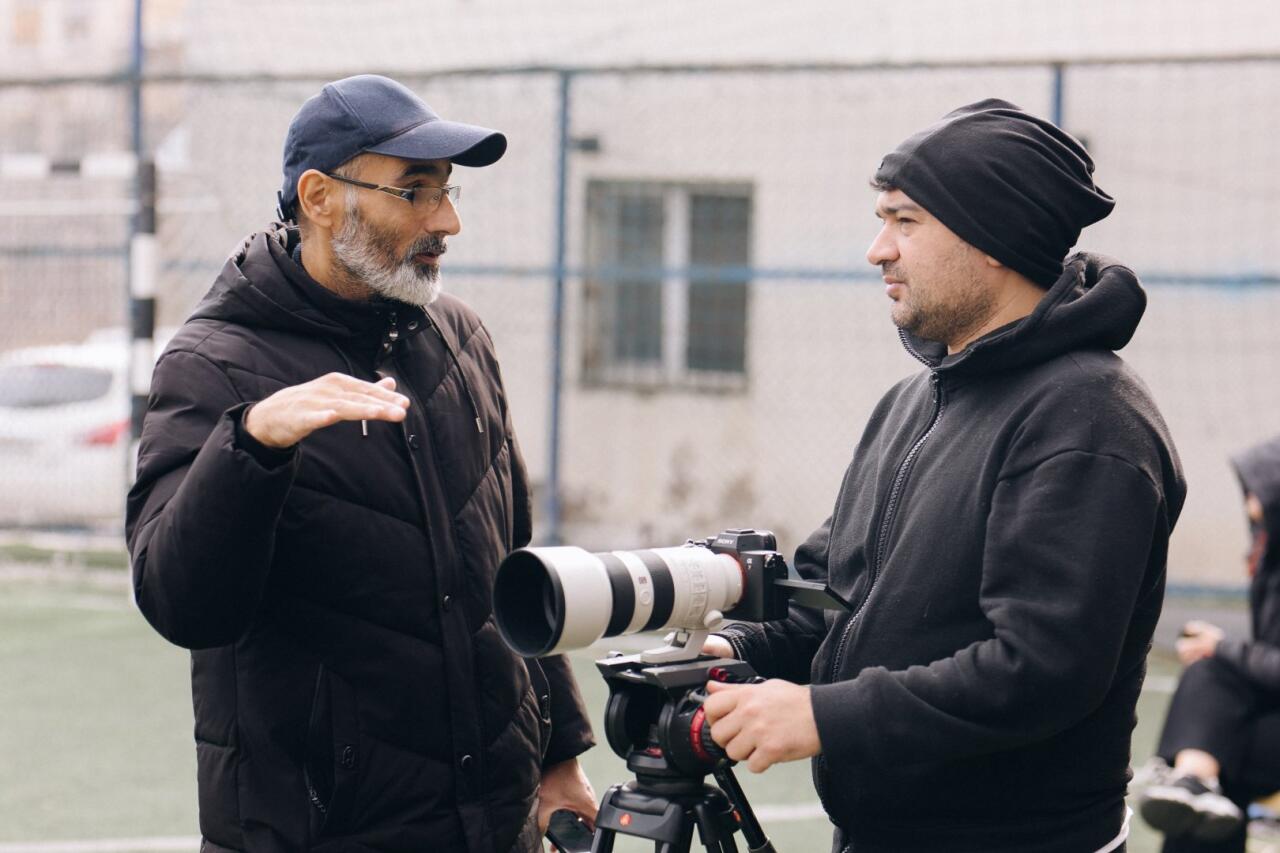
[495,529,851,851]
[493,528,847,664]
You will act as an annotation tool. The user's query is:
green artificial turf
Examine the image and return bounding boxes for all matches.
[0,576,1183,851]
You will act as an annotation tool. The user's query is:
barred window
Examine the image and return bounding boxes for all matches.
[582,180,752,390]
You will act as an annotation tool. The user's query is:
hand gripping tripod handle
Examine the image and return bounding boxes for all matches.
[712,766,776,853]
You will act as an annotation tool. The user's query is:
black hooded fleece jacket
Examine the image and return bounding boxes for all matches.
[719,253,1186,853]
[127,225,593,853]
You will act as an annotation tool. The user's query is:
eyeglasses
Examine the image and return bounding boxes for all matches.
[325,173,461,213]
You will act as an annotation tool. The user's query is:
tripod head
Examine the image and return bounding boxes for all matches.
[591,653,775,852]
[599,653,756,783]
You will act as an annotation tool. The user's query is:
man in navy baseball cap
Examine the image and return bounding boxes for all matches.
[128,74,597,853]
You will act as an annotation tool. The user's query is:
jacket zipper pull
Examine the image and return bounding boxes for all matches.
[369,316,400,439]
[363,369,392,440]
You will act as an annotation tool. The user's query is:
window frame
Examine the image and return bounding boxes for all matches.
[581,179,753,393]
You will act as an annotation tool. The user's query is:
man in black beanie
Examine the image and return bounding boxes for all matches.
[701,100,1186,852]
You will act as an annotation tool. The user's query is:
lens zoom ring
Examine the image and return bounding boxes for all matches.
[637,550,675,631]
[597,552,636,637]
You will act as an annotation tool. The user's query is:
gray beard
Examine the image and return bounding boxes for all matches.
[331,204,443,307]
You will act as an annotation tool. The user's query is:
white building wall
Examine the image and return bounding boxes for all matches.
[466,64,1280,587]
[1,0,1276,585]
[172,6,1280,584]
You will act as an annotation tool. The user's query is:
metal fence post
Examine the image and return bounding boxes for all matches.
[545,69,573,545]
[1051,62,1066,128]
[128,0,150,487]
[130,160,157,475]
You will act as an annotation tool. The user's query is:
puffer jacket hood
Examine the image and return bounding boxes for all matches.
[195,224,413,359]
[903,251,1146,376]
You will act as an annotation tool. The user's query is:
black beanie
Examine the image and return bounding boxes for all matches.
[874,99,1115,287]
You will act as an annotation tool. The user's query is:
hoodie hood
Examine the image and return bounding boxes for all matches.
[903,252,1147,378]
[1232,436,1280,573]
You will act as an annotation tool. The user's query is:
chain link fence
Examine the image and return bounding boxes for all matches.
[1,56,1277,586]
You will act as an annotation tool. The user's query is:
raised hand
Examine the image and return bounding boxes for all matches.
[245,373,410,449]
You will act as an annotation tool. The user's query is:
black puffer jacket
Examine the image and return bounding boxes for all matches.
[721,254,1185,852]
[1215,436,1280,686]
[127,225,592,853]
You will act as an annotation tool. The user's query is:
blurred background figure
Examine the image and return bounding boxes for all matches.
[1138,435,1280,851]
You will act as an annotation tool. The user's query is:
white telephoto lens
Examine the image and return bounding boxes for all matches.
[493,544,746,657]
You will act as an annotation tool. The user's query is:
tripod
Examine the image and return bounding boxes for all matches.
[590,765,773,853]
[587,654,777,853]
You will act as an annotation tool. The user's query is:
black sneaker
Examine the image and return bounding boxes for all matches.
[1138,773,1243,840]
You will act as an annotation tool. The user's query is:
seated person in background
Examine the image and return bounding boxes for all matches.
[1138,434,1280,851]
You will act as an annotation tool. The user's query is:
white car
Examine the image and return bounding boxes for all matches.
[0,331,166,529]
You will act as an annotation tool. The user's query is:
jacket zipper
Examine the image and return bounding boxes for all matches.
[386,309,400,349]
[814,368,945,809]
[358,309,402,438]
[388,332,492,795]
[827,369,946,683]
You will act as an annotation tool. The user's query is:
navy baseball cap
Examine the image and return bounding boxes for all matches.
[277,74,507,220]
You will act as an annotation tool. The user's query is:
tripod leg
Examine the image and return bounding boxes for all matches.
[715,811,739,853]
[692,800,737,853]
[712,768,774,853]
[589,827,615,853]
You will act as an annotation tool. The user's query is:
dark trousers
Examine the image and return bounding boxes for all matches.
[1156,656,1280,853]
